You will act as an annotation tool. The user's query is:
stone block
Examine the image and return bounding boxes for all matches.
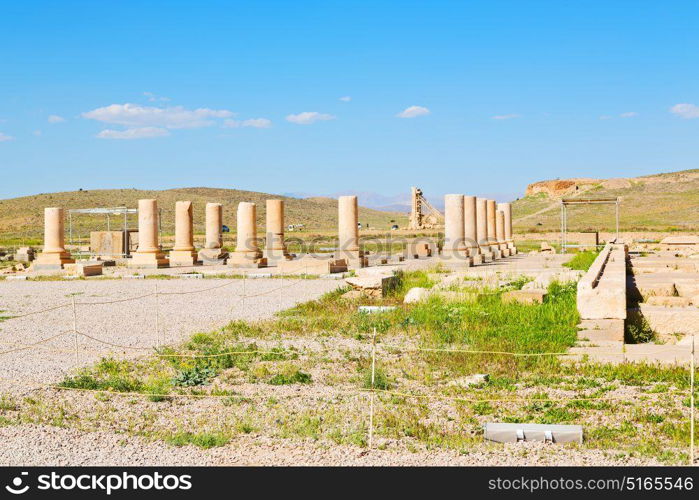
[33,252,75,270]
[64,262,103,277]
[502,289,547,304]
[128,252,169,269]
[168,250,198,267]
[198,248,228,266]
[645,296,691,307]
[634,305,699,338]
[345,274,400,297]
[278,258,347,275]
[14,247,35,263]
[227,252,267,269]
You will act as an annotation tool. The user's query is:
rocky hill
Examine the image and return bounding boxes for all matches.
[514,169,699,232]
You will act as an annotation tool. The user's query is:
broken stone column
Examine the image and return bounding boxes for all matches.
[486,199,501,259]
[337,195,366,267]
[228,202,267,268]
[464,195,482,265]
[169,201,198,266]
[129,199,168,268]
[33,207,75,270]
[499,201,516,254]
[441,194,470,264]
[198,203,228,265]
[496,209,509,257]
[264,199,291,264]
[476,198,493,262]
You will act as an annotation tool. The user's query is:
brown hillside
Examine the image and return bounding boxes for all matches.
[0,187,407,242]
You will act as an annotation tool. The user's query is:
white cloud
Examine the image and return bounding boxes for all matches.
[670,103,699,119]
[143,91,170,102]
[619,112,638,118]
[96,127,170,140]
[224,118,272,128]
[285,112,335,125]
[491,113,521,120]
[33,130,42,136]
[339,96,351,102]
[48,114,65,123]
[0,132,14,142]
[83,103,233,129]
[396,105,430,118]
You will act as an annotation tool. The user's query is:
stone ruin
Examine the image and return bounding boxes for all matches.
[27,191,518,276]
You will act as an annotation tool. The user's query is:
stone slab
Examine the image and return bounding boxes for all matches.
[502,289,547,304]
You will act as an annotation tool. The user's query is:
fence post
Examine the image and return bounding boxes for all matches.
[71,295,79,366]
[154,283,160,349]
[368,327,377,449]
[691,334,695,465]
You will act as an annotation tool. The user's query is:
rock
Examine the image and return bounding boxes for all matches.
[404,287,430,304]
[448,374,489,388]
[502,289,547,304]
[342,290,363,300]
[345,274,400,297]
[540,242,556,254]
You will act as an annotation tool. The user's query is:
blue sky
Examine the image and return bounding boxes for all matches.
[1,1,698,202]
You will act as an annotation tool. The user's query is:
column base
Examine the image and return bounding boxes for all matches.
[264,249,293,265]
[32,252,75,270]
[227,252,267,268]
[438,250,472,266]
[335,251,367,268]
[198,248,229,265]
[168,250,199,267]
[128,252,169,269]
[471,254,484,265]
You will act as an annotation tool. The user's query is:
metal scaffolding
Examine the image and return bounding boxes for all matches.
[67,207,140,258]
[559,197,620,253]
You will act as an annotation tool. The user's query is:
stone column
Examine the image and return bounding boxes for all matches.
[496,209,509,257]
[476,197,492,262]
[264,199,291,264]
[228,202,266,268]
[169,201,198,266]
[500,202,516,254]
[442,194,469,263]
[129,199,168,268]
[337,195,365,267]
[464,195,482,265]
[199,203,228,265]
[33,207,75,270]
[486,199,501,259]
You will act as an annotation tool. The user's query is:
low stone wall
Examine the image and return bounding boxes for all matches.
[577,243,628,320]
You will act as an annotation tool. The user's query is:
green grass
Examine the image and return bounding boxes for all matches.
[163,431,230,449]
[563,250,600,271]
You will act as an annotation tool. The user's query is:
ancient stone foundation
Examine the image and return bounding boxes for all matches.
[129,199,169,269]
[33,207,75,270]
[577,243,627,320]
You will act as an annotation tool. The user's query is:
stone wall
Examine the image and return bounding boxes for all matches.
[577,243,628,320]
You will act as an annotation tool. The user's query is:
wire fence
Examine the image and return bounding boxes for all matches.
[0,264,696,464]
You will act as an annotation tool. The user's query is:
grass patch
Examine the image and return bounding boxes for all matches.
[563,250,600,271]
[163,431,230,449]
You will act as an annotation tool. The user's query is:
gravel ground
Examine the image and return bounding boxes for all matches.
[0,278,341,389]
[0,424,663,466]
